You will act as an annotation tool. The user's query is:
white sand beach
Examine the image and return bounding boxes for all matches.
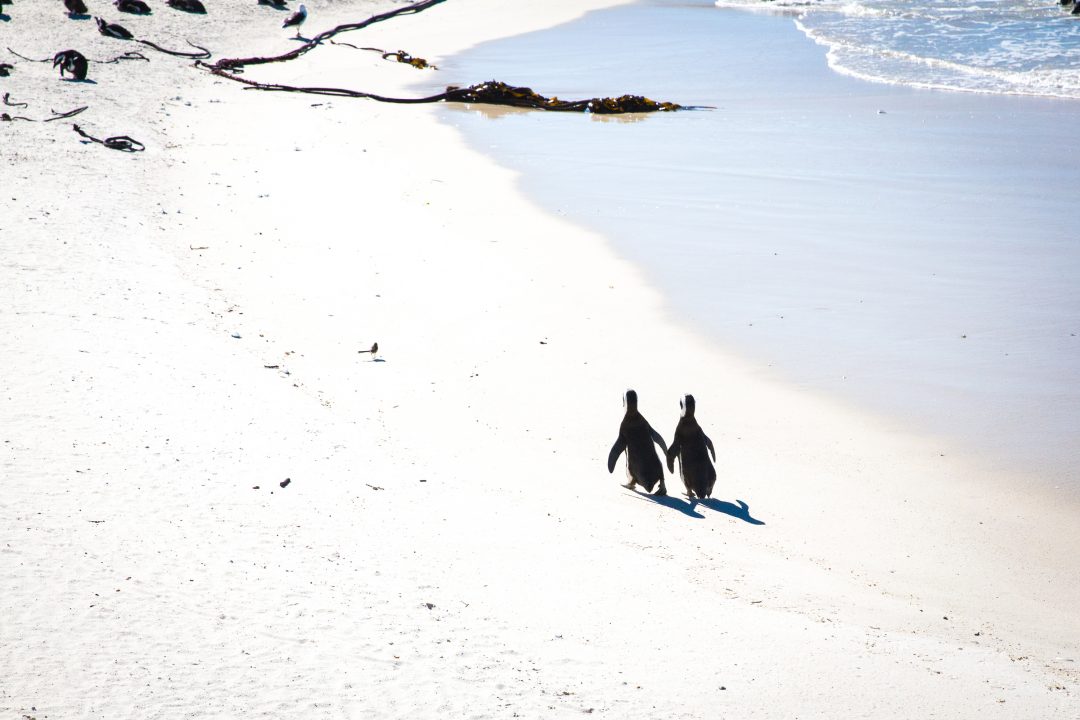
[2,1,1078,718]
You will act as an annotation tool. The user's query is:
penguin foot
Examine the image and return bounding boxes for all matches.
[621,481,637,490]
[654,485,667,497]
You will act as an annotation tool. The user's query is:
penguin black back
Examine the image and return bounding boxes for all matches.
[65,0,89,16]
[116,0,152,15]
[608,389,669,495]
[166,0,206,13]
[96,17,134,39]
[666,394,717,499]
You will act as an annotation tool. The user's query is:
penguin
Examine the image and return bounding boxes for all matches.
[282,3,307,37]
[665,394,717,499]
[96,16,134,39]
[116,0,152,14]
[607,389,669,495]
[166,0,206,13]
[53,49,88,81]
[357,342,378,357]
[0,63,13,77]
[64,0,89,17]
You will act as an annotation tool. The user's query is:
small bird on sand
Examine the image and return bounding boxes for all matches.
[0,63,14,77]
[96,16,134,39]
[64,0,89,17]
[358,342,379,358]
[116,0,152,15]
[283,3,307,37]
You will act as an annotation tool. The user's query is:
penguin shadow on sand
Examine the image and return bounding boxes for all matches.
[0,14,11,22]
[627,488,765,524]
[627,486,705,519]
[698,497,765,525]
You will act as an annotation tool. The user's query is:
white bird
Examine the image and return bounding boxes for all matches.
[282,3,306,38]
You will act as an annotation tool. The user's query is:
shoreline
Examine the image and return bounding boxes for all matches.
[438,0,1080,494]
[3,1,1079,716]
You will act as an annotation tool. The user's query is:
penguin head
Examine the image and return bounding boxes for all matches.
[623,389,638,411]
[680,394,696,418]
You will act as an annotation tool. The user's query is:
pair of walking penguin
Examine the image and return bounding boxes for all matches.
[608,389,716,499]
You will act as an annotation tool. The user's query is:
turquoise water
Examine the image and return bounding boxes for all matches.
[429,1,1080,484]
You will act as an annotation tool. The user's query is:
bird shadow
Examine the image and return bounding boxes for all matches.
[0,14,11,22]
[64,78,98,84]
[698,497,766,525]
[627,487,705,518]
[289,35,309,42]
[68,12,92,20]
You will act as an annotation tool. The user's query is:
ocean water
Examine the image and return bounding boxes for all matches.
[426,0,1080,485]
[717,0,1080,98]
[717,0,1080,99]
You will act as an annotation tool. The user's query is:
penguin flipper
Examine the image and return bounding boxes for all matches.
[649,427,669,456]
[607,437,626,473]
[704,433,716,462]
[665,439,680,474]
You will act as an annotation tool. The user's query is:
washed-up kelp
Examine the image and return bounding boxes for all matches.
[329,40,438,70]
[210,0,449,73]
[0,96,88,122]
[443,81,681,113]
[205,0,688,114]
[73,123,144,151]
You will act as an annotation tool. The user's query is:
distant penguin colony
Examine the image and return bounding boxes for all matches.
[53,49,88,81]
[607,389,670,496]
[282,3,307,37]
[608,390,719,500]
